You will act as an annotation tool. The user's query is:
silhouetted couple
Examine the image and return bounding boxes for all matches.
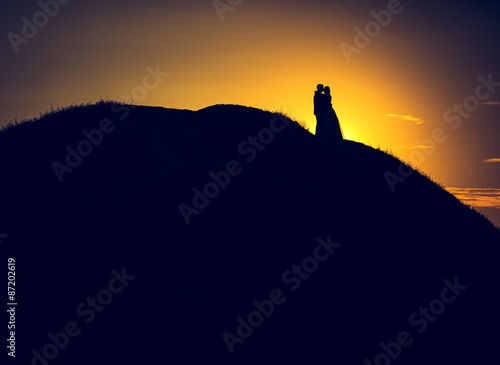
[314,84,343,140]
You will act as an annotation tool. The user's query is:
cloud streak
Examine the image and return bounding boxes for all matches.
[446,187,500,209]
[386,114,424,125]
[482,158,500,163]
[481,101,500,106]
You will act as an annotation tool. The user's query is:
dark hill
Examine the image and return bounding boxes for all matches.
[1,102,499,365]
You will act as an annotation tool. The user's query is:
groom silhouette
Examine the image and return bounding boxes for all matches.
[314,84,326,135]
[313,83,343,140]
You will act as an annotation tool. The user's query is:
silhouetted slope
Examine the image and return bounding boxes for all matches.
[1,102,498,365]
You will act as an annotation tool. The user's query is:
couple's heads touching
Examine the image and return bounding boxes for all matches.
[316,84,331,96]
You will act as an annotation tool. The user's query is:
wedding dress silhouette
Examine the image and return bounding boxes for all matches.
[316,86,343,140]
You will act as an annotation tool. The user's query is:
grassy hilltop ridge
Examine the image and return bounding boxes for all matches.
[1,101,498,365]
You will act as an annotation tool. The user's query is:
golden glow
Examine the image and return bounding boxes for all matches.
[2,3,461,186]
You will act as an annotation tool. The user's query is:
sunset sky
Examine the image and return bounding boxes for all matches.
[1,0,499,225]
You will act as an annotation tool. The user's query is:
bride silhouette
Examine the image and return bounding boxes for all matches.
[314,85,343,140]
